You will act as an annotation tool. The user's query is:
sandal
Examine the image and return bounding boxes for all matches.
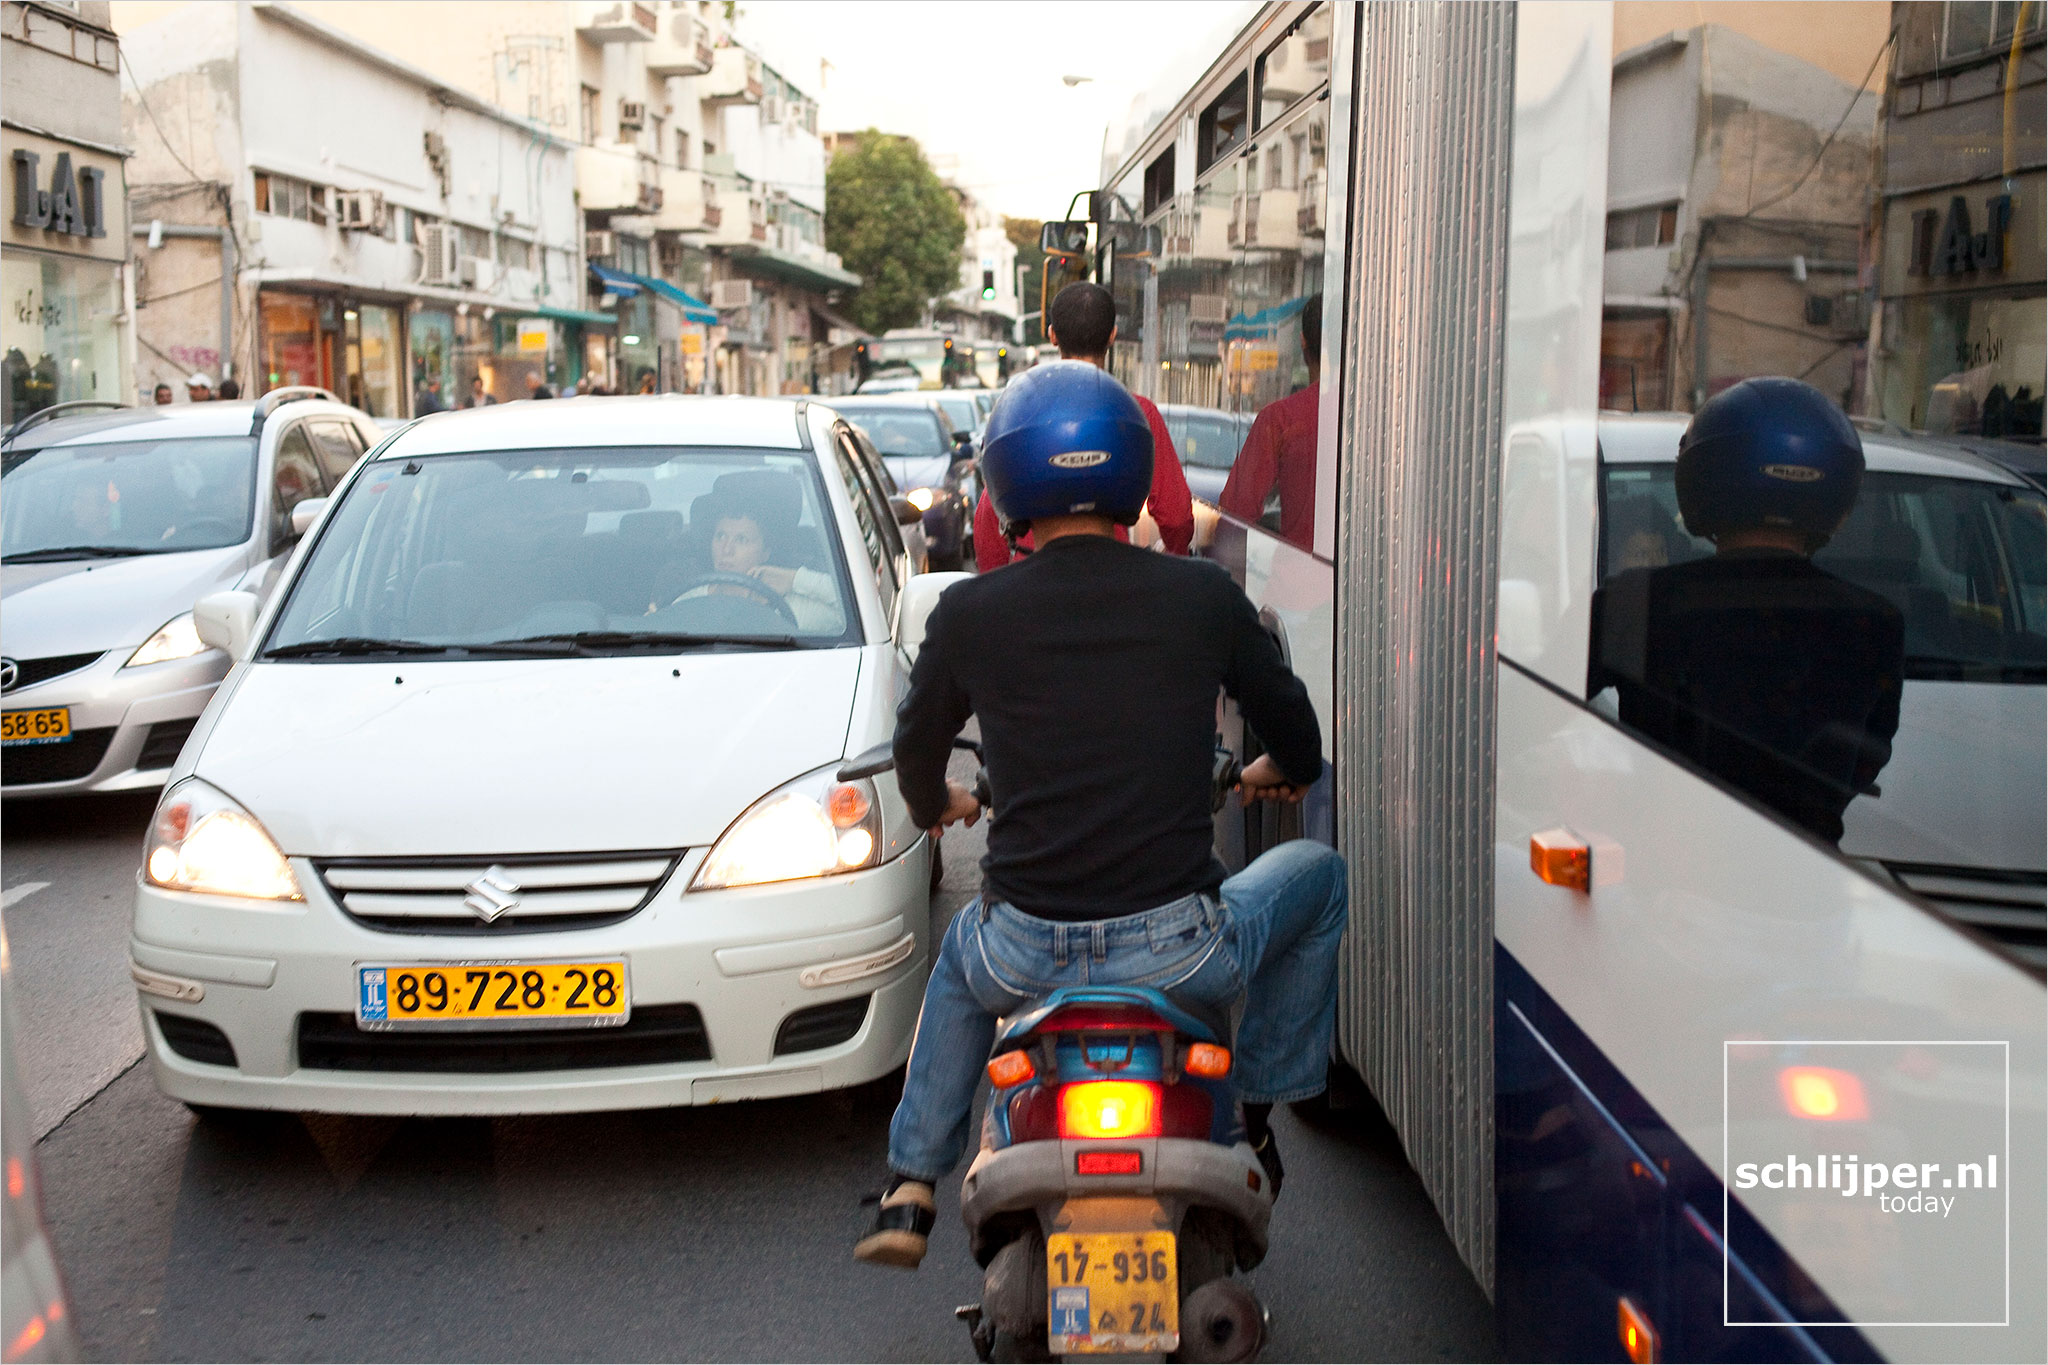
[854,1179,936,1269]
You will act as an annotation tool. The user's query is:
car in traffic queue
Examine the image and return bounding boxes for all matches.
[0,391,384,797]
[829,395,976,570]
[130,396,960,1118]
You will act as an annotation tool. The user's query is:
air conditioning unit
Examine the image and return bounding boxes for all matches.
[1188,294,1228,325]
[711,279,752,310]
[585,229,616,260]
[419,223,460,285]
[334,189,387,233]
[761,95,783,125]
[619,100,647,132]
[458,256,487,288]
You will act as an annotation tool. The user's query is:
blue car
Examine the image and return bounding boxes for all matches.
[830,396,975,569]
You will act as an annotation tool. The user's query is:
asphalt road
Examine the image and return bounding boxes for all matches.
[8,758,1496,1362]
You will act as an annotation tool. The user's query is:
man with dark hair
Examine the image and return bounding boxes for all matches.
[152,382,174,405]
[1221,293,1323,551]
[972,282,1194,568]
[216,377,241,400]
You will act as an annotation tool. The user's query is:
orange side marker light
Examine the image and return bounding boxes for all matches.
[1530,828,1591,891]
[986,1050,1035,1088]
[1618,1296,1659,1364]
[1184,1043,1231,1079]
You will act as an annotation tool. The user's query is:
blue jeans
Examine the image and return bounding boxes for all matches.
[886,839,1349,1183]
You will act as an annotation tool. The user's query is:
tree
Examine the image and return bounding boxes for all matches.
[1003,216,1048,345]
[826,131,965,335]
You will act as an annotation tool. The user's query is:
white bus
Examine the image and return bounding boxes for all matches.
[1058,3,2046,1360]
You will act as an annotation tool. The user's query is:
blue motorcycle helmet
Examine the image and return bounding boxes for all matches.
[980,361,1153,532]
[1675,377,1864,550]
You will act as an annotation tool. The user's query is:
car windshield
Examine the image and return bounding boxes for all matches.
[1602,464,2047,683]
[1169,412,1249,470]
[839,409,947,458]
[936,395,979,433]
[0,436,258,559]
[266,447,858,655]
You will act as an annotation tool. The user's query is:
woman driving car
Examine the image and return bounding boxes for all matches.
[662,489,845,633]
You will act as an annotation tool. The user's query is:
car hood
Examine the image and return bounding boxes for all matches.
[193,649,862,856]
[0,546,251,657]
[1841,680,2046,871]
[883,455,954,491]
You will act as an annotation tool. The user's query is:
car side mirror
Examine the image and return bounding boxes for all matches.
[193,590,261,660]
[889,495,924,526]
[290,497,329,537]
[895,570,972,664]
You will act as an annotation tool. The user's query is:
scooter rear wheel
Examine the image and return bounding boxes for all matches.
[1170,1279,1265,1363]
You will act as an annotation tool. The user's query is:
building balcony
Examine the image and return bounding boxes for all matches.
[577,1,657,42]
[705,46,763,104]
[646,11,714,75]
[702,180,766,246]
[578,144,664,215]
[652,168,722,233]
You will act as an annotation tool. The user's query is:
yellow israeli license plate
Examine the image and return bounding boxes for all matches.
[1046,1231,1179,1354]
[354,960,629,1030]
[1,707,71,746]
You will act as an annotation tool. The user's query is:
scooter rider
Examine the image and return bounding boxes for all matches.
[854,361,1348,1270]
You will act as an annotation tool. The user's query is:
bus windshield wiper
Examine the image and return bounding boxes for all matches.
[494,630,805,653]
[2,545,156,563]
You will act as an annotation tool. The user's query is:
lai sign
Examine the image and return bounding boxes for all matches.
[10,150,109,240]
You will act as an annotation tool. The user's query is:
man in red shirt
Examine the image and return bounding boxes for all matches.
[975,283,1193,570]
[1220,293,1321,552]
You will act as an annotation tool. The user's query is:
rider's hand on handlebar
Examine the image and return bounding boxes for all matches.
[1237,753,1307,804]
[930,780,983,834]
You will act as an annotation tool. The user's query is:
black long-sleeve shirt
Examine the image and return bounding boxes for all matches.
[893,534,1323,921]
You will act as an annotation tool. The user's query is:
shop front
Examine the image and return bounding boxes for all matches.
[2,127,129,426]
[1875,173,2047,438]
[259,289,408,419]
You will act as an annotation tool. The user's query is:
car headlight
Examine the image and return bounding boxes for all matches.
[691,765,886,891]
[904,487,936,512]
[124,612,210,668]
[145,778,303,901]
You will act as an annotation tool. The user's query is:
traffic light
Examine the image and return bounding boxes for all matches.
[981,269,996,301]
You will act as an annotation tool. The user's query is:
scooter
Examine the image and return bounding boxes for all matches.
[950,744,1273,1363]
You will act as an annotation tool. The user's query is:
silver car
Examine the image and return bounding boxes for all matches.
[1,391,385,796]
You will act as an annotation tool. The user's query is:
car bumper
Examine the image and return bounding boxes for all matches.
[132,841,933,1114]
[0,648,227,796]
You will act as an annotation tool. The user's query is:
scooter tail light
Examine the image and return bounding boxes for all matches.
[1057,1080,1162,1139]
[986,1049,1035,1088]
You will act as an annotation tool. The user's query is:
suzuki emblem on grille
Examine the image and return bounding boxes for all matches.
[0,659,16,692]
[462,866,521,923]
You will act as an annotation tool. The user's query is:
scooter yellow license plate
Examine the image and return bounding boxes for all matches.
[1045,1231,1178,1354]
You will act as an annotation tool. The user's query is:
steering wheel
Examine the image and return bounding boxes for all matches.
[668,571,800,626]
[169,517,241,544]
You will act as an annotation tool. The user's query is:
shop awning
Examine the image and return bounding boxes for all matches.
[535,304,619,327]
[628,274,719,325]
[587,263,643,297]
[1223,295,1310,340]
[723,243,863,294]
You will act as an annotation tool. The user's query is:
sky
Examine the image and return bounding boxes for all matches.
[734,1,1257,223]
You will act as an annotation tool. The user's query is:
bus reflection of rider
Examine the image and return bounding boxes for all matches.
[664,490,844,633]
[1588,378,1904,846]
[1220,292,1321,551]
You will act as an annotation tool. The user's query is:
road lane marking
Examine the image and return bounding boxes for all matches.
[1,882,49,909]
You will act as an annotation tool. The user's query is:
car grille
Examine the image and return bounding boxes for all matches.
[137,718,198,770]
[0,651,103,694]
[773,995,871,1056]
[295,1004,711,1073]
[1885,861,2047,968]
[312,851,683,935]
[2,726,114,785]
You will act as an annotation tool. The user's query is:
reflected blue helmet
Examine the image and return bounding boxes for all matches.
[1675,377,1864,547]
[980,362,1153,530]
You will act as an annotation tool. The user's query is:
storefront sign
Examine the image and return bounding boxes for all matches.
[680,331,703,356]
[1911,193,2013,277]
[10,150,108,240]
[516,319,549,353]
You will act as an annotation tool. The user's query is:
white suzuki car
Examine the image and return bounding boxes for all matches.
[131,396,963,1117]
